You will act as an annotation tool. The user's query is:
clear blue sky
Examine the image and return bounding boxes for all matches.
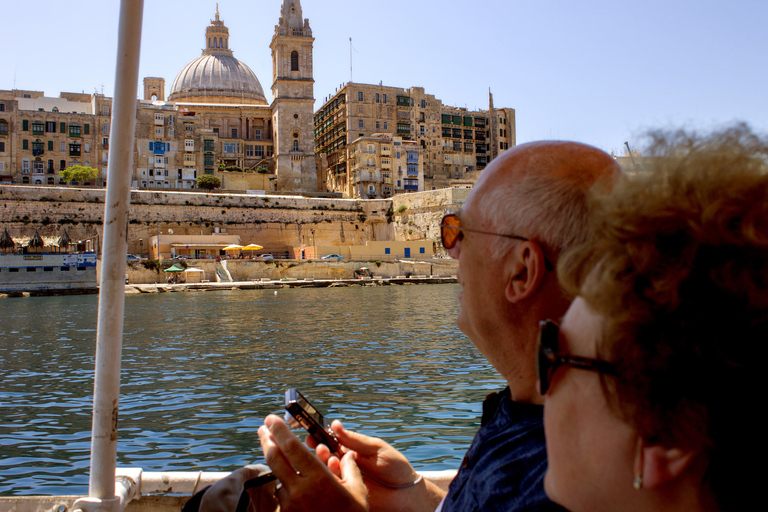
[2,0,765,155]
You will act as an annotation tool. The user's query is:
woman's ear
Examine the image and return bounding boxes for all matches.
[640,444,698,489]
[505,241,547,304]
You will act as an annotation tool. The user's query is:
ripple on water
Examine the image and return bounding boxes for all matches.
[0,285,504,495]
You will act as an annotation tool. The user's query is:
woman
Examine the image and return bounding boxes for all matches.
[540,125,767,512]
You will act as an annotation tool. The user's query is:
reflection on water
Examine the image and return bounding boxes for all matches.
[0,285,503,495]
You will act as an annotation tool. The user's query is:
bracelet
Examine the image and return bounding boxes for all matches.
[361,471,423,489]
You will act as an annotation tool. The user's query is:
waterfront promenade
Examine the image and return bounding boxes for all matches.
[128,274,457,293]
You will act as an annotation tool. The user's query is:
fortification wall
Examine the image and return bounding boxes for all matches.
[0,185,467,255]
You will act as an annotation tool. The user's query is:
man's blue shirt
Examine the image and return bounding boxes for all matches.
[440,387,565,512]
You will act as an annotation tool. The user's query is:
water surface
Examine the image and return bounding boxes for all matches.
[0,284,503,495]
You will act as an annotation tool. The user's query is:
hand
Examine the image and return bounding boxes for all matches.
[308,421,445,512]
[258,414,368,512]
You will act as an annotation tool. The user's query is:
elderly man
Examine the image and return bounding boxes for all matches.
[256,141,620,512]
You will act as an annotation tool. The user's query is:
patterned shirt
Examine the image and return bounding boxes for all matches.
[440,387,565,512]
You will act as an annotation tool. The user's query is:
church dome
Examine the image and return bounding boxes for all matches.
[168,9,268,105]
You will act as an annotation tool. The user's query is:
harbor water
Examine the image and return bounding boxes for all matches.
[0,284,504,496]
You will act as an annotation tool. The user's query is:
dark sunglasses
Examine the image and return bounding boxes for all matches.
[440,214,554,270]
[537,319,616,395]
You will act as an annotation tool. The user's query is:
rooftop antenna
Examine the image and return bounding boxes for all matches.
[349,37,358,83]
[624,141,639,173]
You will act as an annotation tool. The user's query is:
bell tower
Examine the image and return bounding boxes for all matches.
[270,0,317,193]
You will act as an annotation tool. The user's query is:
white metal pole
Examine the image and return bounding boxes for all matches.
[89,0,144,501]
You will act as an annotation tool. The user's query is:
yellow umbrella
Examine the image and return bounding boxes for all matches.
[223,244,244,251]
[242,244,264,251]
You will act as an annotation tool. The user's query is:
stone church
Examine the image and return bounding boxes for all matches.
[134,0,318,194]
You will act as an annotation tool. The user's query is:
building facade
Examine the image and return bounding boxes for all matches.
[314,83,515,197]
[0,91,113,186]
[347,134,423,199]
[0,1,317,194]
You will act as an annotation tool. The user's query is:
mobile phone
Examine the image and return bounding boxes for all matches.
[284,388,340,454]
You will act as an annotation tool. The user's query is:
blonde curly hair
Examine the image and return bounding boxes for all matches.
[559,123,768,512]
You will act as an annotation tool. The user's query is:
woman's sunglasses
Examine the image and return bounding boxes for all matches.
[537,319,616,395]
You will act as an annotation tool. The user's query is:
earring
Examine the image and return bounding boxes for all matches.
[633,437,644,490]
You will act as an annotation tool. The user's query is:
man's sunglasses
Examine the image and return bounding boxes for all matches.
[537,319,616,395]
[440,214,554,270]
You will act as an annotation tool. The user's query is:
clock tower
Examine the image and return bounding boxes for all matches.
[270,0,317,192]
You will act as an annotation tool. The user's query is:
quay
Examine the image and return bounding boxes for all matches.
[127,274,457,294]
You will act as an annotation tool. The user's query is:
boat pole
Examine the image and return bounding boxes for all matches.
[88,0,144,504]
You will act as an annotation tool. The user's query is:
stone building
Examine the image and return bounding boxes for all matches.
[0,90,113,186]
[315,83,515,197]
[347,134,423,199]
[0,1,318,194]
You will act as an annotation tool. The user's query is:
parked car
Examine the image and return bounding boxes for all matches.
[322,254,343,261]
[126,254,141,262]
[259,254,274,260]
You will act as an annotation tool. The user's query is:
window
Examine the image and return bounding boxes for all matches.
[22,139,28,150]
[204,139,214,152]
[204,154,214,166]
[254,129,261,140]
[103,123,109,135]
[103,137,109,147]
[32,122,44,135]
[61,141,66,152]
[420,100,425,108]
[385,248,390,255]
[183,154,195,166]
[358,91,363,101]
[375,93,379,103]
[376,121,380,129]
[420,125,425,135]
[420,247,425,254]
[254,145,264,157]
[292,140,299,151]
[48,141,53,151]
[0,120,7,136]
[0,103,4,112]
[32,141,44,155]
[22,159,30,173]
[84,124,89,135]
[185,123,194,134]
[0,142,4,152]
[185,139,194,151]
[291,51,299,71]
[222,143,236,154]
[33,160,44,174]
[383,121,388,130]
[154,127,163,136]
[84,143,90,153]
[69,143,81,156]
[60,122,66,133]
[22,120,29,131]
[69,124,81,137]
[231,128,238,138]
[358,120,364,129]
[383,94,387,103]
[60,160,67,170]
[102,105,110,116]
[0,161,4,171]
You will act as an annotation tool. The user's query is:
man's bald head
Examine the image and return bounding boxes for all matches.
[472,141,621,258]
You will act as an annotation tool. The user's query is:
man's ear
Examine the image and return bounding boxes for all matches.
[504,242,547,304]
[640,443,698,489]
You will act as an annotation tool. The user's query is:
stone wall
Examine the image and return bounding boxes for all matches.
[0,185,466,255]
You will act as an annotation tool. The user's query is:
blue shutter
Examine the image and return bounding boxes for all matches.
[149,142,153,150]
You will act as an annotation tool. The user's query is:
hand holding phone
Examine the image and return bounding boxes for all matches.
[284,388,341,454]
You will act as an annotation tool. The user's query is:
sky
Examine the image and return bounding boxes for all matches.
[2,0,766,156]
